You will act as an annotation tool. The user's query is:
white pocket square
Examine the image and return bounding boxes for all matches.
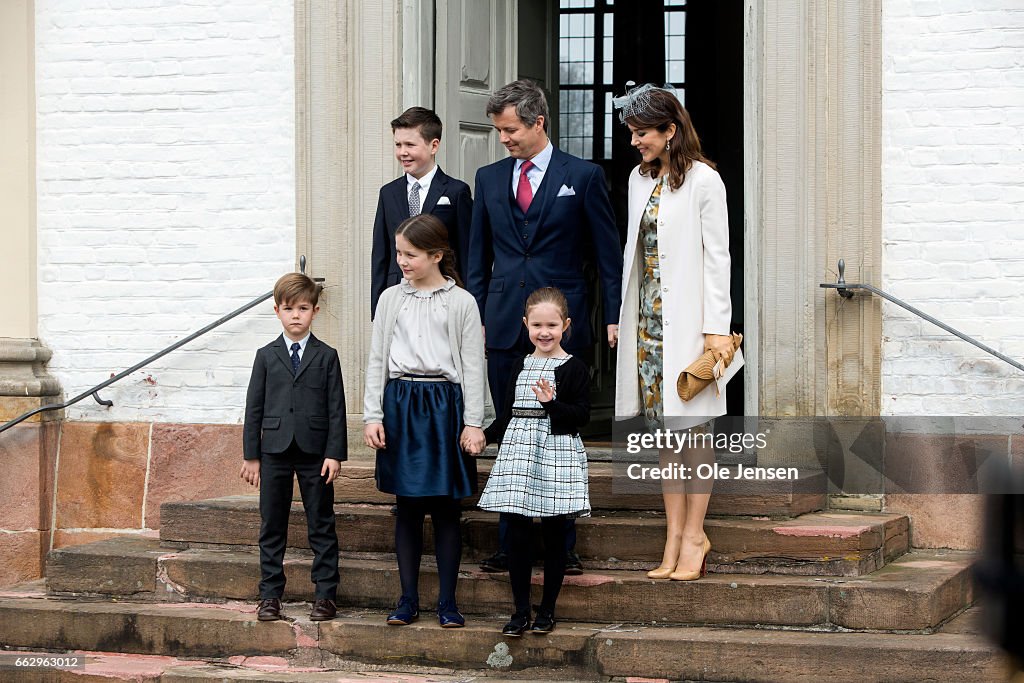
[557,184,575,197]
[436,196,451,205]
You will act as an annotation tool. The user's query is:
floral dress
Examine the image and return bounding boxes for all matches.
[637,177,667,430]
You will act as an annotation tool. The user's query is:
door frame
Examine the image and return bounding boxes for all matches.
[292,0,883,421]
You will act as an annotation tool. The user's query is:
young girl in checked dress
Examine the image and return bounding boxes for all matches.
[478,287,591,636]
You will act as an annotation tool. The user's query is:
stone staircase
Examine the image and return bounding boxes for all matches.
[0,450,1008,682]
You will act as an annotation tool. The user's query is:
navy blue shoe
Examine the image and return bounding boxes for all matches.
[437,599,465,628]
[386,595,419,625]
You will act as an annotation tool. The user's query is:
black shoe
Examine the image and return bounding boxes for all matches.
[386,595,419,625]
[501,613,531,637]
[257,598,282,621]
[564,551,583,575]
[479,550,508,573]
[309,598,337,621]
[530,609,556,633]
[437,599,465,628]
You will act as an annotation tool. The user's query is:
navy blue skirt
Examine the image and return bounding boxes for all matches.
[376,378,477,499]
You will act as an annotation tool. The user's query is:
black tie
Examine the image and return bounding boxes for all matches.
[290,343,301,375]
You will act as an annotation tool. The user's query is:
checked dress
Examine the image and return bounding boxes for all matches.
[477,355,590,518]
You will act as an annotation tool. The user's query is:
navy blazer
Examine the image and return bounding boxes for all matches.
[243,334,347,461]
[370,167,472,318]
[466,147,622,351]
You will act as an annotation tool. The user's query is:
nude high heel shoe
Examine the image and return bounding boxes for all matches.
[668,536,711,581]
[646,564,676,579]
[647,534,683,579]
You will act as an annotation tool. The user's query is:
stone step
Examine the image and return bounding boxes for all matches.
[0,591,1003,682]
[159,497,908,576]
[329,460,827,518]
[0,651,562,682]
[47,538,969,632]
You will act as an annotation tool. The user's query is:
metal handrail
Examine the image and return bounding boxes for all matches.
[0,257,321,434]
[821,259,1024,373]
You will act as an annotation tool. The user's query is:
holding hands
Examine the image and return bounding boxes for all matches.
[460,426,486,456]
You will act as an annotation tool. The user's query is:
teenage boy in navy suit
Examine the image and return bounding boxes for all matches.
[466,79,623,575]
[240,273,346,622]
[370,106,473,319]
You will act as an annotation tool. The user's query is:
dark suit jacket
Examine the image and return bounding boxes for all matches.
[370,167,472,318]
[243,334,347,461]
[466,147,622,351]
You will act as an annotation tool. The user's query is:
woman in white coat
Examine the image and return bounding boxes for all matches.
[613,85,736,581]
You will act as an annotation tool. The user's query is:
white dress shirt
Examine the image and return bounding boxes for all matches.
[512,141,554,199]
[281,332,310,360]
[407,164,439,203]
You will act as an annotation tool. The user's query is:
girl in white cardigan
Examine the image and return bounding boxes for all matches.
[613,85,737,581]
[363,214,486,627]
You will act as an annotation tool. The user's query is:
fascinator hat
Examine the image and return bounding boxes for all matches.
[611,82,680,122]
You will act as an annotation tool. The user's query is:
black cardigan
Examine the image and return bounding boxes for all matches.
[483,355,591,445]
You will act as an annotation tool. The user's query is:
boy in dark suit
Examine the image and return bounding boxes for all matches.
[370,107,472,318]
[240,273,346,622]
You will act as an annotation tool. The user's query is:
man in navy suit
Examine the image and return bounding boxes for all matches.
[467,79,623,574]
[370,107,472,319]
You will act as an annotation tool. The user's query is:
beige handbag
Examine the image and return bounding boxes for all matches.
[676,332,744,401]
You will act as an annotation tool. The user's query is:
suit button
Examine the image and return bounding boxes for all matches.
[524,221,529,226]
[522,233,528,239]
[519,281,525,288]
[289,408,293,413]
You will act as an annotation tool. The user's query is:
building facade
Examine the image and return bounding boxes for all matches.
[1,0,1021,585]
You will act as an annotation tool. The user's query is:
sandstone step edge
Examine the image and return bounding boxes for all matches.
[0,650,578,683]
[46,537,973,633]
[159,497,907,576]
[328,462,828,516]
[0,597,1006,683]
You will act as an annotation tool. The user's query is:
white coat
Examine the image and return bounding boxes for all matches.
[614,161,732,428]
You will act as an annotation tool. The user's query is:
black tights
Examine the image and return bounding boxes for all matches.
[506,513,569,617]
[395,495,462,606]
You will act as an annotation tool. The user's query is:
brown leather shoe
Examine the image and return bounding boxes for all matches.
[309,598,337,621]
[257,598,282,621]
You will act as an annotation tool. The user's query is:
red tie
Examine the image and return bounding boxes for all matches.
[517,160,534,214]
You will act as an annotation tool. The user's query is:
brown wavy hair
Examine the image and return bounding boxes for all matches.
[624,88,715,191]
[394,213,463,287]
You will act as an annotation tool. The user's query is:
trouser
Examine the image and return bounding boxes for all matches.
[258,441,339,601]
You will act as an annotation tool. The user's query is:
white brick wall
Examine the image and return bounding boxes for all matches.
[882,0,1024,415]
[36,0,295,423]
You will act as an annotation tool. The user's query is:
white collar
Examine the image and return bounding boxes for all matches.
[407,164,439,189]
[282,332,311,352]
[515,141,553,173]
